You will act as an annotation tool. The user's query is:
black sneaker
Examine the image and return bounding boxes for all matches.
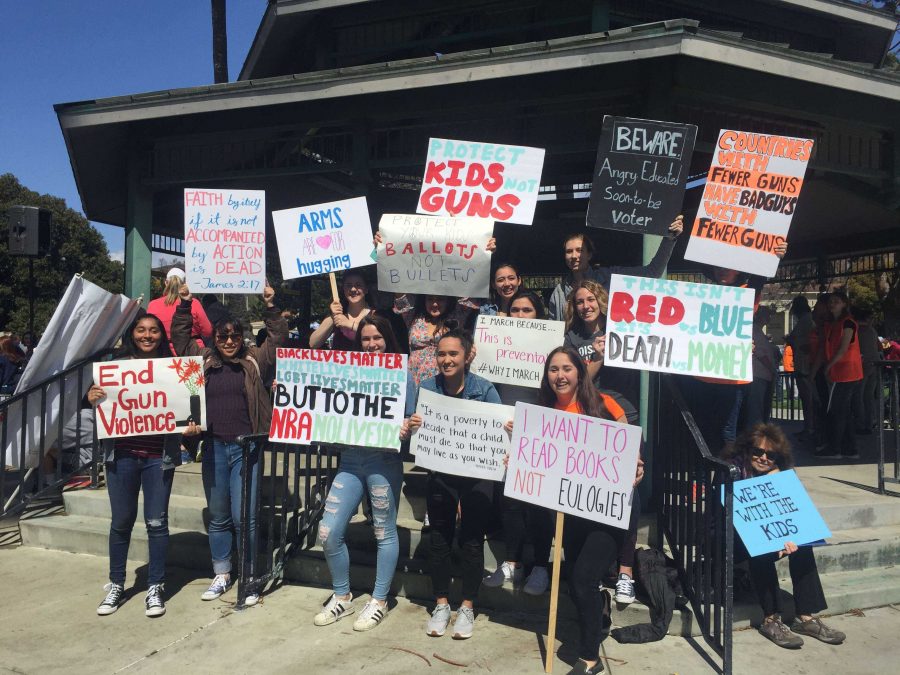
[97,582,125,616]
[145,583,166,617]
[758,616,803,649]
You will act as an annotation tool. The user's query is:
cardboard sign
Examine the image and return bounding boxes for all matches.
[92,357,206,439]
[684,130,814,277]
[506,402,640,529]
[272,197,375,280]
[412,388,513,481]
[587,116,697,236]
[184,189,266,293]
[605,274,755,382]
[417,137,545,225]
[729,470,831,557]
[470,315,565,388]
[269,348,407,451]
[376,214,493,297]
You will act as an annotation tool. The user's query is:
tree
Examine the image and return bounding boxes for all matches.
[0,173,124,334]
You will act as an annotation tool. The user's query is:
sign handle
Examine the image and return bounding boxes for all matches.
[545,511,565,674]
[328,272,339,303]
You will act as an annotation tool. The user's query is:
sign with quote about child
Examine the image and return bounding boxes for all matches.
[605,274,755,382]
[684,130,814,277]
[587,116,697,236]
[92,357,206,440]
[269,349,407,451]
[417,138,545,225]
[412,388,513,481]
[728,470,831,557]
[506,402,640,528]
[184,189,266,293]
[470,315,565,388]
[272,197,375,280]
[376,214,493,297]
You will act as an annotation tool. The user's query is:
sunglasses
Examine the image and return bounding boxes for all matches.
[215,333,242,344]
[750,446,780,462]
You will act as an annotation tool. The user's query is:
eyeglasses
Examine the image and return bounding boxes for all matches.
[215,333,241,344]
[751,446,778,461]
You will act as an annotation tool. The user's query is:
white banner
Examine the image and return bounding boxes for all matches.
[376,214,493,297]
[505,402,640,528]
[417,138,545,225]
[4,276,141,469]
[412,388,513,481]
[93,357,206,440]
[470,315,564,388]
[184,188,266,293]
[272,197,376,280]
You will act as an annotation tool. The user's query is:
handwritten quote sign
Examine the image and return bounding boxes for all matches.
[587,116,696,235]
[684,130,814,277]
[506,402,640,528]
[412,388,513,481]
[93,357,206,440]
[605,274,755,381]
[272,197,375,280]
[269,349,407,451]
[470,315,564,388]
[417,138,545,225]
[184,188,266,293]
[729,470,831,557]
[376,214,492,297]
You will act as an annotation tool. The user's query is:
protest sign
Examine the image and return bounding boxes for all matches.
[92,357,206,440]
[729,470,831,557]
[684,130,814,277]
[412,388,513,481]
[470,315,564,388]
[184,188,266,293]
[587,116,697,236]
[506,402,640,529]
[417,137,545,225]
[605,274,755,382]
[376,214,492,297]
[272,197,375,281]
[269,348,407,451]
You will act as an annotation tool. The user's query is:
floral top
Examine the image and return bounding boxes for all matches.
[394,295,479,386]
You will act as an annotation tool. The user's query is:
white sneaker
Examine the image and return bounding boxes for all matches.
[244,593,259,607]
[482,561,523,588]
[426,603,451,636]
[353,599,388,631]
[452,605,475,639]
[313,593,354,626]
[523,566,549,595]
[201,574,232,601]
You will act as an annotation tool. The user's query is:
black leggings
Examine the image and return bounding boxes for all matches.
[737,538,826,617]
[827,381,860,455]
[427,472,493,602]
[501,495,554,567]
[564,516,623,661]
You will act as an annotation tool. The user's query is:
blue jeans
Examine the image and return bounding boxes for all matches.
[202,438,259,575]
[318,448,403,600]
[106,453,174,585]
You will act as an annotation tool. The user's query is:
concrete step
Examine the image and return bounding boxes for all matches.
[63,489,209,533]
[774,524,900,574]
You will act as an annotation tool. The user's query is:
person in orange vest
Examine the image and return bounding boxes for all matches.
[783,345,794,373]
[810,290,863,459]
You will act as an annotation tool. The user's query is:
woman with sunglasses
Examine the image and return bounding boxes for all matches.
[173,283,287,606]
[725,424,845,649]
[310,270,374,350]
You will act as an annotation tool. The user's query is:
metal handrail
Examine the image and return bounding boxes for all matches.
[876,359,900,494]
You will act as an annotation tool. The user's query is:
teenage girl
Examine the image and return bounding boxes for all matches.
[309,270,374,350]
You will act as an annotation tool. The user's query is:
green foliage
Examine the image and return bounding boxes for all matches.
[845,274,884,325]
[0,173,124,334]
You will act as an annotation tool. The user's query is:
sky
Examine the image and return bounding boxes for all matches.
[1,1,265,263]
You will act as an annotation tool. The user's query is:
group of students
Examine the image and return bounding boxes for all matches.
[86,220,845,674]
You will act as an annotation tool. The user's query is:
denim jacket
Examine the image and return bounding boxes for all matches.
[405,371,501,416]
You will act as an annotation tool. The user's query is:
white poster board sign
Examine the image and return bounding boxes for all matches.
[417,138,545,225]
[505,402,640,529]
[376,214,493,297]
[470,315,564,388]
[412,388,513,481]
[92,357,206,439]
[272,197,375,280]
[184,188,266,293]
[605,274,755,382]
[683,130,813,277]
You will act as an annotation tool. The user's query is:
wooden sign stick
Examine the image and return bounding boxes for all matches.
[545,511,565,674]
[328,272,339,303]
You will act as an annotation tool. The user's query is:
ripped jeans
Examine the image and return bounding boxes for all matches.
[318,447,403,600]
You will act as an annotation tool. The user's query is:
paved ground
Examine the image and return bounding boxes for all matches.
[0,546,896,675]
